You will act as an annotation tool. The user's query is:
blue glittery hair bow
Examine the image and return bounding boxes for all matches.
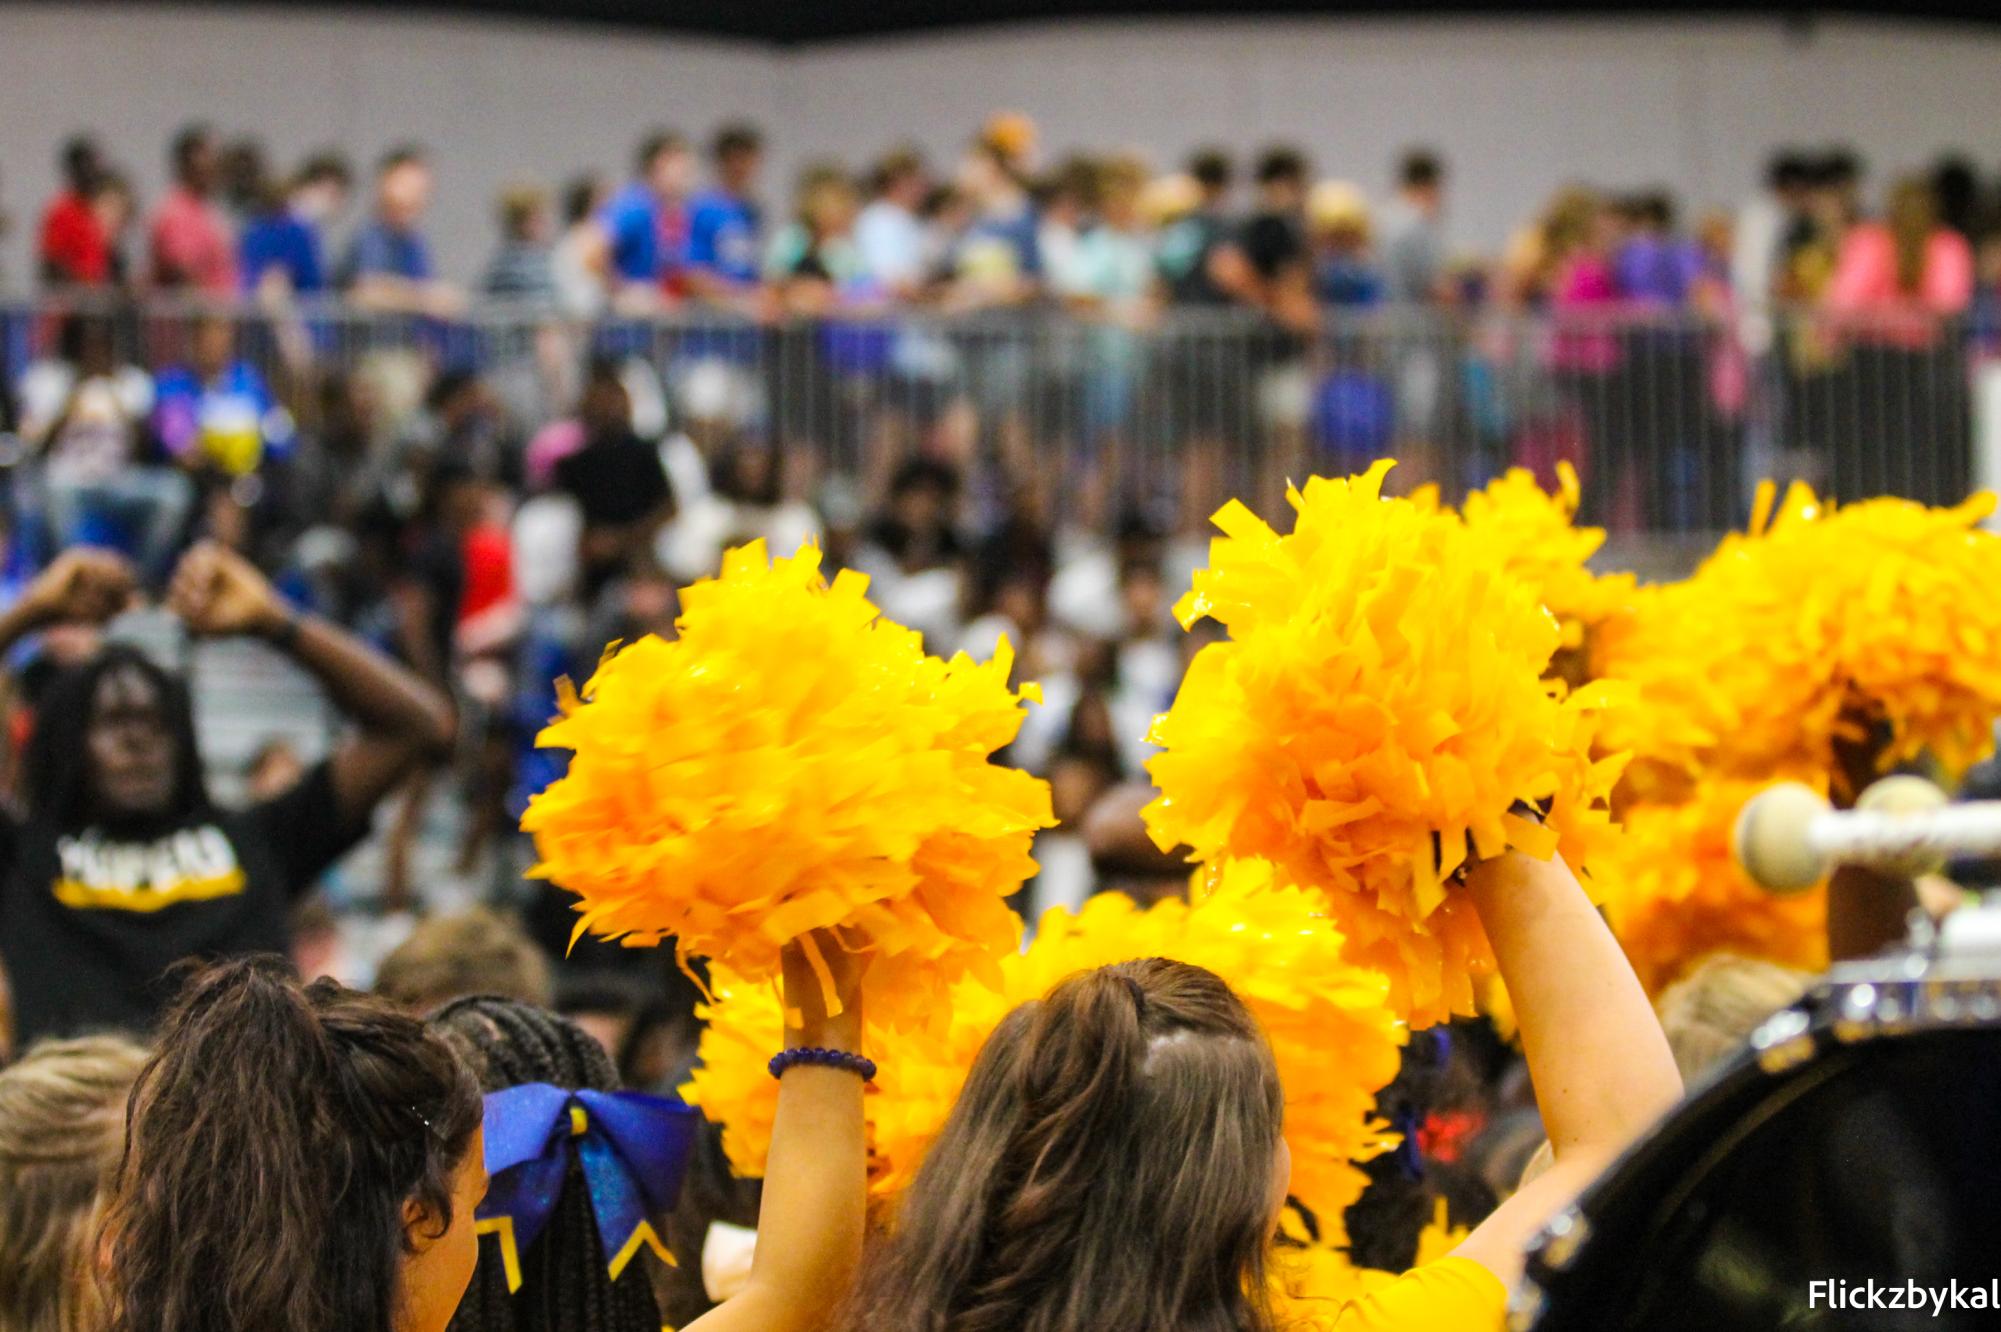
[474,1084,699,1294]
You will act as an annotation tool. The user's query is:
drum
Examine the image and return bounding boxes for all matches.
[1515,906,2001,1331]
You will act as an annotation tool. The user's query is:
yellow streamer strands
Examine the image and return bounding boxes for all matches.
[1455,463,1637,658]
[522,541,1054,1020]
[1594,482,2001,799]
[1144,461,1627,1027]
[683,859,1405,1243]
[1593,779,1829,996]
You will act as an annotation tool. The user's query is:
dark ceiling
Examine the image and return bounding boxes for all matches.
[74,0,2001,45]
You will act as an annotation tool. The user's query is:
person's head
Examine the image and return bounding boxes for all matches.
[191,313,236,379]
[1253,146,1308,211]
[1187,148,1233,206]
[292,151,355,222]
[218,137,270,216]
[101,959,486,1332]
[1811,146,1863,223]
[795,162,859,241]
[90,170,134,238]
[979,111,1039,176]
[1038,155,1102,224]
[1655,954,1811,1082]
[59,135,103,196]
[1307,179,1372,253]
[24,645,207,834]
[1633,189,1676,236]
[578,360,633,439]
[1397,148,1444,213]
[887,457,960,534]
[849,958,1287,1332]
[959,140,1024,207]
[0,1036,150,1332]
[168,123,218,194]
[636,130,694,201]
[1097,155,1149,231]
[1540,185,1603,265]
[377,909,556,1015]
[377,145,434,229]
[1931,154,1978,237]
[1886,174,1942,295]
[870,145,928,208]
[1767,149,1814,207]
[709,122,764,196]
[497,183,551,246]
[561,174,608,230]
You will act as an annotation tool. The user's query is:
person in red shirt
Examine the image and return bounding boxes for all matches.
[148,124,237,295]
[39,136,110,288]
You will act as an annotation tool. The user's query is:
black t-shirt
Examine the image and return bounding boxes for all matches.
[1240,209,1307,284]
[0,762,368,1045]
[556,432,673,529]
[1156,211,1232,306]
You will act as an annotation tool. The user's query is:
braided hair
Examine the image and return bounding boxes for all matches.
[428,997,663,1332]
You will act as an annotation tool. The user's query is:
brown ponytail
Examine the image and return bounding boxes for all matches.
[99,958,482,1332]
[845,957,1286,1332]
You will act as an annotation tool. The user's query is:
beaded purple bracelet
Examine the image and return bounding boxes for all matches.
[769,1046,877,1081]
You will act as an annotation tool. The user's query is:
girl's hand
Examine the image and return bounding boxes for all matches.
[779,928,869,1050]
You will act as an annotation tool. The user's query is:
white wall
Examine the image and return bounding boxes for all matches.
[4,6,2001,286]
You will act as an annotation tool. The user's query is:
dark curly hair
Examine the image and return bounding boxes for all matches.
[428,996,664,1332]
[100,958,482,1332]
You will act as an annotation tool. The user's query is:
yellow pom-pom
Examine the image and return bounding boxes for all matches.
[1144,462,1627,1026]
[1594,778,1829,995]
[1458,463,1637,659]
[523,541,1054,1021]
[1595,482,2001,793]
[683,859,1405,1242]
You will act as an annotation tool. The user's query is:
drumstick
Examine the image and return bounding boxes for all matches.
[1733,777,2001,893]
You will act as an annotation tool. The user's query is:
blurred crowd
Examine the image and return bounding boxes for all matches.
[0,115,1995,987]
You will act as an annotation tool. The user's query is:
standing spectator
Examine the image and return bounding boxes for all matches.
[340,145,460,316]
[1056,156,1157,452]
[93,170,139,290]
[1233,145,1315,330]
[1612,191,1709,307]
[1307,180,1383,308]
[685,123,767,304]
[147,123,237,295]
[1037,155,1100,297]
[14,313,193,578]
[597,131,696,311]
[217,137,273,226]
[768,164,872,313]
[1155,148,1234,307]
[240,152,352,300]
[551,174,612,318]
[855,146,931,300]
[38,135,110,289]
[1380,148,1449,304]
[480,182,557,304]
[942,138,1042,308]
[1732,150,1813,352]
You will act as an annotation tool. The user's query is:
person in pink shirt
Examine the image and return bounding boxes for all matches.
[148,124,238,295]
[1824,174,1974,504]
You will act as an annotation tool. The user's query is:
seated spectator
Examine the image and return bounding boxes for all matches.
[152,312,294,479]
[240,152,352,300]
[14,312,192,578]
[854,146,930,300]
[554,363,674,598]
[375,907,555,1013]
[38,135,110,289]
[482,182,557,303]
[0,1035,151,1332]
[340,145,462,317]
[147,123,237,295]
[853,457,965,649]
[660,439,821,582]
[1308,179,1385,308]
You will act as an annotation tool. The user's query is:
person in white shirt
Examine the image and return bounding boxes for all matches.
[854,148,931,301]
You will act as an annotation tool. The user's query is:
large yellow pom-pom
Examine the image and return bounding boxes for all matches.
[1144,461,1627,1026]
[1593,779,1829,995]
[522,540,1055,1020]
[683,860,1405,1243]
[1595,482,2001,796]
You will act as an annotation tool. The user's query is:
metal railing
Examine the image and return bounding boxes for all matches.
[3,297,1989,537]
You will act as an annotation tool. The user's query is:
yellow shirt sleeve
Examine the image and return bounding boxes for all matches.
[1332,1257,1508,1332]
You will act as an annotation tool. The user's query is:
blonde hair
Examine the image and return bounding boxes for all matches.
[1654,954,1811,1082]
[0,1036,150,1332]
[373,907,554,1014]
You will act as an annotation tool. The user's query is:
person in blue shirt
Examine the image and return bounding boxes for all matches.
[240,153,350,300]
[685,122,767,303]
[596,129,694,310]
[942,139,1042,309]
[152,313,293,480]
[339,145,461,316]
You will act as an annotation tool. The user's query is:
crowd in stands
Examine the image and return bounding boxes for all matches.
[0,114,1993,1036]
